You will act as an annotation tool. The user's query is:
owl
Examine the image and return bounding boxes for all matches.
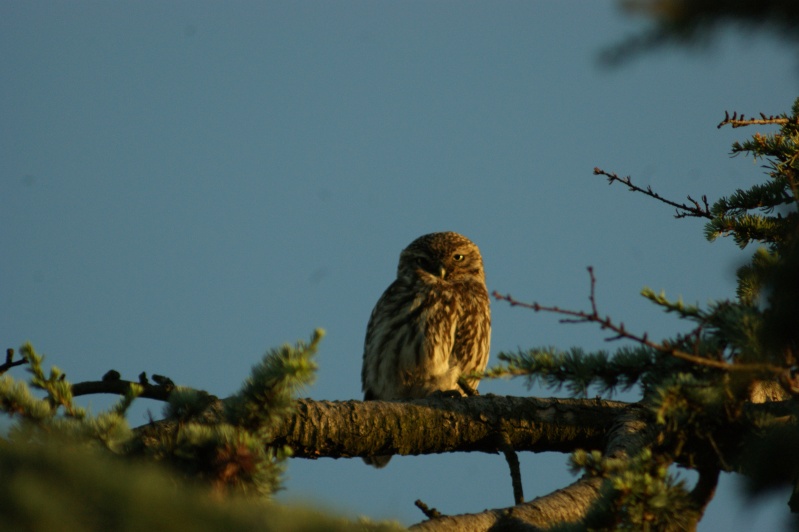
[361,231,491,467]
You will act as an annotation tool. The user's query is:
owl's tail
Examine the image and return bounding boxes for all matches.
[362,455,391,468]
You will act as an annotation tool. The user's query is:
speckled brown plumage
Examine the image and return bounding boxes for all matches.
[361,232,491,467]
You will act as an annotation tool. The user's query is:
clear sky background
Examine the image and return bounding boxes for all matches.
[3,2,797,530]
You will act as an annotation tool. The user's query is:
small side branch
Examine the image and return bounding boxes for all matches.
[497,432,524,505]
[492,268,786,377]
[717,110,792,129]
[0,348,27,375]
[593,167,712,219]
[71,374,176,402]
[415,499,443,520]
[412,404,655,531]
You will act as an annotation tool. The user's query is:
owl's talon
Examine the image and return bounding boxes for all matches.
[458,379,480,397]
[430,389,463,399]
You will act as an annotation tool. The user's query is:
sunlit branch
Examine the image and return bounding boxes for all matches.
[593,168,712,219]
[717,110,793,129]
[492,267,785,377]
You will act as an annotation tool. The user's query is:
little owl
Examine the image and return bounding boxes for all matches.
[361,231,491,467]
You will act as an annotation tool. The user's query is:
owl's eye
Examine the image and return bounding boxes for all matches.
[415,257,428,268]
[453,254,465,262]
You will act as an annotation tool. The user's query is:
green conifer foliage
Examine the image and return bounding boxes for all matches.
[0,332,361,530]
[491,97,799,529]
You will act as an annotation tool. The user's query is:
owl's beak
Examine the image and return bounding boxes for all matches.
[437,265,447,279]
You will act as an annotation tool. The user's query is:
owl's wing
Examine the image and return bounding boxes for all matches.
[361,279,417,398]
[449,284,491,379]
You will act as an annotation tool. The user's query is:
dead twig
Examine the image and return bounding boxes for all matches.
[0,348,27,375]
[717,110,792,129]
[492,267,786,377]
[414,499,442,520]
[71,373,177,402]
[593,167,712,219]
[497,432,524,505]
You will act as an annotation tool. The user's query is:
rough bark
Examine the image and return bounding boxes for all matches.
[111,384,781,530]
[275,395,631,459]
[410,476,605,532]
[410,401,654,531]
[132,394,644,530]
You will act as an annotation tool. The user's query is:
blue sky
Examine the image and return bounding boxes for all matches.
[2,2,797,529]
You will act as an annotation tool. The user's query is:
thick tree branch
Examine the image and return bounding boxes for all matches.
[133,394,633,461]
[273,395,631,459]
[72,374,793,530]
[85,375,790,465]
[411,476,605,532]
[411,402,655,531]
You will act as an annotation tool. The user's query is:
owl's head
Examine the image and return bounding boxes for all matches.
[397,231,485,284]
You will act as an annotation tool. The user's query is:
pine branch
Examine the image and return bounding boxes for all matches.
[412,476,605,532]
[486,346,655,398]
[414,500,442,520]
[21,344,84,419]
[0,438,403,532]
[47,384,630,461]
[71,376,176,402]
[136,393,791,470]
[717,110,793,129]
[412,400,656,531]
[492,268,787,378]
[496,431,524,505]
[256,395,629,459]
[593,167,712,219]
[19,368,792,530]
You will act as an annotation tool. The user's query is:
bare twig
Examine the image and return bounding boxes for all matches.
[717,110,792,129]
[0,348,27,375]
[412,402,654,531]
[71,376,176,401]
[415,499,442,520]
[497,432,524,505]
[593,167,712,219]
[492,268,786,377]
